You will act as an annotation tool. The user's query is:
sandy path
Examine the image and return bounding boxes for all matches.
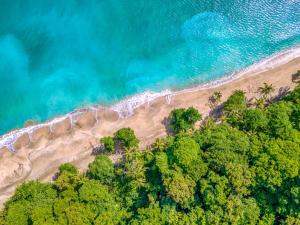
[0,57,299,207]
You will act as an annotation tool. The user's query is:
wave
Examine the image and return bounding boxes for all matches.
[1,45,300,152]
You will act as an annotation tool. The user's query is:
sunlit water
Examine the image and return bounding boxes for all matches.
[0,0,299,134]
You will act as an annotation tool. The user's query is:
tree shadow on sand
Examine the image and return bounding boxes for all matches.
[270,86,291,103]
[208,104,224,119]
[161,116,176,136]
[90,143,106,156]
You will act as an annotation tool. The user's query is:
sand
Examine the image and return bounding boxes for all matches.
[0,56,299,207]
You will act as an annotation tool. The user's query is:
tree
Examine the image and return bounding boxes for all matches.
[58,163,78,175]
[223,90,247,114]
[258,83,275,99]
[255,97,266,109]
[241,108,268,132]
[64,202,95,225]
[31,206,55,225]
[4,201,30,225]
[114,128,139,149]
[284,84,300,104]
[291,104,300,130]
[267,102,293,139]
[130,203,166,225]
[223,90,247,126]
[152,137,173,152]
[163,170,196,209]
[252,139,300,190]
[100,136,115,152]
[169,107,202,133]
[208,91,222,109]
[87,155,114,184]
[199,171,230,209]
[171,137,199,170]
[3,181,57,225]
[155,151,169,175]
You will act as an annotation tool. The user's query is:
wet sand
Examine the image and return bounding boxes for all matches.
[0,57,299,207]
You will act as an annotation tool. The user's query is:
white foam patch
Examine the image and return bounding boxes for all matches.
[111,90,172,118]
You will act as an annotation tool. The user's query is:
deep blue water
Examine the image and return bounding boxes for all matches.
[0,0,299,134]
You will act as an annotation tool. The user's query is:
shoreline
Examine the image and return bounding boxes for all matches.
[1,45,300,152]
[0,48,300,207]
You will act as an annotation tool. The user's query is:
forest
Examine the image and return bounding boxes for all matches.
[0,83,299,225]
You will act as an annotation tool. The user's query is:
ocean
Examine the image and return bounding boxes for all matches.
[0,0,299,134]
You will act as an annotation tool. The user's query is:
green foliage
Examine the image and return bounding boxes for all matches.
[163,170,196,208]
[130,203,165,225]
[223,90,247,113]
[267,101,293,138]
[64,202,95,225]
[3,181,57,225]
[1,84,300,225]
[258,82,275,98]
[114,127,139,149]
[208,91,223,109]
[223,90,247,126]
[87,155,114,184]
[241,108,268,132]
[101,136,115,152]
[172,137,199,170]
[58,163,78,175]
[169,107,202,133]
[284,84,300,103]
[291,103,300,130]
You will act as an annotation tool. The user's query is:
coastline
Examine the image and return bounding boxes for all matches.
[1,45,300,152]
[0,47,300,207]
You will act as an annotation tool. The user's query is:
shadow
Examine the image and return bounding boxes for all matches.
[208,96,218,109]
[90,142,106,156]
[161,116,175,135]
[270,86,291,102]
[208,103,224,119]
[52,172,60,181]
[113,140,126,154]
[292,71,300,83]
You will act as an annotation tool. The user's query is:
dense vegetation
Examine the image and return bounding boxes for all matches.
[1,85,299,225]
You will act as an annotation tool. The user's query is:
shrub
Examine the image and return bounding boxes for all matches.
[114,128,139,149]
[87,155,114,184]
[223,90,247,114]
[223,90,247,126]
[169,107,202,133]
[241,109,268,132]
[58,163,78,175]
[100,136,115,152]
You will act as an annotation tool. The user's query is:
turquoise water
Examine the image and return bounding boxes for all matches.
[0,0,299,134]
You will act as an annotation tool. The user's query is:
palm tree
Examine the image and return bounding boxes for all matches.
[213,91,222,103]
[152,138,166,151]
[258,83,275,98]
[208,91,222,109]
[255,97,265,109]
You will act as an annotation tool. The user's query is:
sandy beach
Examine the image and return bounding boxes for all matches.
[0,53,300,207]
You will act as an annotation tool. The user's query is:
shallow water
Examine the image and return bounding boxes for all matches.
[0,0,299,134]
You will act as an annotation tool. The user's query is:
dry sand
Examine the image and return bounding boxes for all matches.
[0,57,299,207]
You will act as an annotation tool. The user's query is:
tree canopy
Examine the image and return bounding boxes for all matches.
[114,128,139,149]
[169,107,202,133]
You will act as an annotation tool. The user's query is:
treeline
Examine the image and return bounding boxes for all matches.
[0,84,299,225]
